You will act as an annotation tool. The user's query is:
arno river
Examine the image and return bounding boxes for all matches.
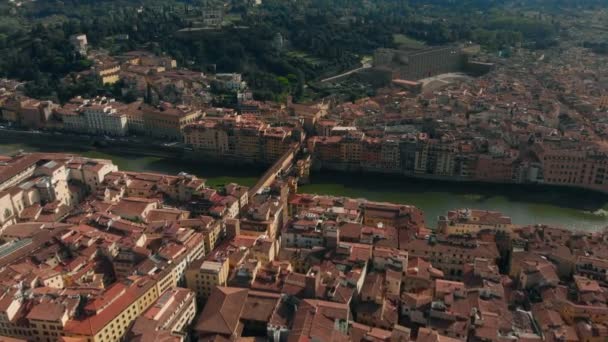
[3,142,608,231]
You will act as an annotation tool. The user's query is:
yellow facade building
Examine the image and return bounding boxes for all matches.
[142,104,201,140]
[185,259,229,300]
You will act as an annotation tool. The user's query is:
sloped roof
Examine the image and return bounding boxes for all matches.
[195,287,248,337]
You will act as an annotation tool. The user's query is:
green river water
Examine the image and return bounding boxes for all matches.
[2,142,608,230]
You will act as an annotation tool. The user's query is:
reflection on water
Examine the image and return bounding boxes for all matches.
[3,142,608,231]
[80,150,263,187]
[0,143,263,188]
[299,171,608,231]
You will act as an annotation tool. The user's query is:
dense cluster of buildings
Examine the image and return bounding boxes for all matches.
[183,114,303,163]
[28,96,203,139]
[0,150,605,341]
[82,49,251,106]
[0,47,253,140]
[1,8,608,341]
[307,47,608,193]
[4,44,608,193]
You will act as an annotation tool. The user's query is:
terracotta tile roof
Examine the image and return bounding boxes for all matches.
[26,300,65,322]
[360,273,383,301]
[110,197,157,219]
[531,305,564,330]
[240,291,281,322]
[416,327,463,342]
[288,299,349,342]
[339,222,362,241]
[1,222,48,239]
[402,291,433,309]
[0,154,40,186]
[574,275,602,293]
[64,276,156,336]
[194,286,248,337]
[435,280,466,299]
[146,208,187,222]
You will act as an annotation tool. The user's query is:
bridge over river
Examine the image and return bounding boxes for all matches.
[248,143,301,197]
[1,133,608,230]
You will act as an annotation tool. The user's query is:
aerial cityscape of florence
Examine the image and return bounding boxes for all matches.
[1,0,608,341]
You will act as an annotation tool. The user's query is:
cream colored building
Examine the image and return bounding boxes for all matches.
[60,111,87,132]
[96,63,121,85]
[142,103,202,140]
[184,231,207,265]
[63,276,161,342]
[0,192,17,229]
[185,259,229,299]
[126,287,196,341]
[0,289,30,340]
[81,102,128,136]
[34,160,72,206]
[69,159,117,192]
[0,183,41,223]
[437,209,516,235]
[183,122,229,155]
[27,301,69,341]
[0,154,39,192]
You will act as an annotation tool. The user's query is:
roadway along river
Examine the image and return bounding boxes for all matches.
[2,142,608,231]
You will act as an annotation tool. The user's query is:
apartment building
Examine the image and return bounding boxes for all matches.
[558,299,608,325]
[67,158,118,192]
[0,275,161,342]
[119,101,145,133]
[310,133,457,177]
[380,139,401,171]
[535,140,608,193]
[142,103,201,140]
[402,237,499,279]
[57,108,87,132]
[63,276,161,342]
[126,287,196,341]
[414,136,456,176]
[19,99,55,129]
[264,127,293,162]
[282,218,326,250]
[26,300,69,341]
[362,202,425,229]
[56,97,128,136]
[33,160,72,206]
[185,259,229,299]
[183,115,295,163]
[182,120,229,156]
[437,209,515,235]
[178,217,223,253]
[576,256,608,283]
[340,135,363,165]
[0,95,22,123]
[0,289,31,340]
[473,154,516,183]
[94,60,121,85]
[81,100,128,136]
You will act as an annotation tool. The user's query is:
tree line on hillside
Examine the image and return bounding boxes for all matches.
[0,0,574,103]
